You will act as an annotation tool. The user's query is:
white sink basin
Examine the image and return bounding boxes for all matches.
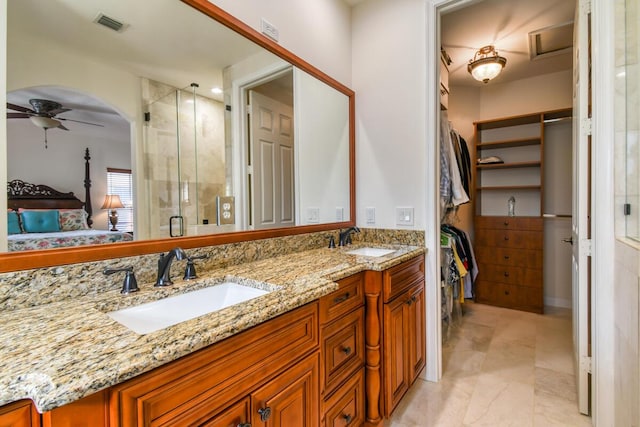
[345,247,396,257]
[107,282,272,334]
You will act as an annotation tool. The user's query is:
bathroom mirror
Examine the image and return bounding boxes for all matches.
[0,0,354,271]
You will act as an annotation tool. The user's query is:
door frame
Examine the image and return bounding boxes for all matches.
[426,6,613,423]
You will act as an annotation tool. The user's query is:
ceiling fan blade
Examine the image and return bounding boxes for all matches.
[7,112,31,119]
[7,102,34,113]
[57,117,104,127]
[57,123,70,131]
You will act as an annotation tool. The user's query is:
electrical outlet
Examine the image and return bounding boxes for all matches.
[396,207,414,226]
[216,196,235,225]
[366,207,376,225]
[307,207,320,223]
[260,18,279,42]
[336,207,344,221]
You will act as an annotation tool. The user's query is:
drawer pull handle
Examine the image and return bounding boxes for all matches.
[334,292,350,304]
[236,424,251,427]
[504,236,509,241]
[504,272,510,277]
[343,413,353,424]
[504,290,510,295]
[341,346,352,355]
[504,255,510,260]
[411,295,417,302]
[258,407,272,422]
[504,221,509,226]
[406,298,413,305]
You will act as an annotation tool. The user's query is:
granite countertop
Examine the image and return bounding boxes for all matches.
[0,243,425,413]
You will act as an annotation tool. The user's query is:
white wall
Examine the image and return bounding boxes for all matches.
[352,0,427,230]
[209,0,352,87]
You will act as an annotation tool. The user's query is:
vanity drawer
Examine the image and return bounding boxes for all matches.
[475,216,543,231]
[477,263,542,288]
[321,308,365,396]
[320,273,364,324]
[322,369,365,427]
[383,256,425,303]
[475,246,542,269]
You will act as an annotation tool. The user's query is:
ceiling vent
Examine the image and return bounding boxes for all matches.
[93,13,127,33]
[528,21,573,60]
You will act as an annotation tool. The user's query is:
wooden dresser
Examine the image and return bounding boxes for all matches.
[474,216,543,313]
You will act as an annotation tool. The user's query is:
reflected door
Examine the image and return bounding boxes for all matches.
[248,90,295,229]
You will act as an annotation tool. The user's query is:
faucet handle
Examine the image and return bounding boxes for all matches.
[104,267,139,294]
[183,254,208,280]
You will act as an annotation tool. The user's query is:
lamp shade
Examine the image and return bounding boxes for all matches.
[468,45,507,83]
[101,194,124,210]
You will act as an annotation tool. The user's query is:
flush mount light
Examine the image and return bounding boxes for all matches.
[29,116,61,129]
[211,87,223,94]
[467,45,507,83]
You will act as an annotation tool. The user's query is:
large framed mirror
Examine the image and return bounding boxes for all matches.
[1,0,355,272]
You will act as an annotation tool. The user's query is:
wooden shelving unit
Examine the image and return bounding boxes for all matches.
[472,108,572,314]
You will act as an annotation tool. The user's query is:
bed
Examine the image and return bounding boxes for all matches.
[6,148,133,251]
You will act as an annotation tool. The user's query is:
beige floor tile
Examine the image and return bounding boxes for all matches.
[534,390,592,426]
[388,303,591,427]
[462,373,535,426]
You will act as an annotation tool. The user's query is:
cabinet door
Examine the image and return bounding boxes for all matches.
[0,400,40,427]
[408,284,426,382]
[383,294,410,415]
[251,353,319,427]
[42,391,107,427]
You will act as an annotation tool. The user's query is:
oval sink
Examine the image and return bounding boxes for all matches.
[345,247,396,257]
[107,282,273,334]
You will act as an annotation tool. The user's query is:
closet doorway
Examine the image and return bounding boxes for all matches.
[433,0,591,416]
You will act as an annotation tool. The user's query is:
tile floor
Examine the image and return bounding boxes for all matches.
[388,302,593,426]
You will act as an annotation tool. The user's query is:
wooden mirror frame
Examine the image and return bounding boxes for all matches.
[0,0,355,273]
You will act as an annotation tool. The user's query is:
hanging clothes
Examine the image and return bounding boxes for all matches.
[440,111,469,216]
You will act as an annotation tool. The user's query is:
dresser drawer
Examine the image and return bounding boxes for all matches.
[321,308,365,396]
[320,273,364,324]
[475,281,542,313]
[475,246,542,269]
[475,216,543,231]
[475,229,542,250]
[323,369,365,427]
[477,263,542,288]
[383,256,425,303]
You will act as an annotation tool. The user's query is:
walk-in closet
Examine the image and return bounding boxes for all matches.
[438,0,576,368]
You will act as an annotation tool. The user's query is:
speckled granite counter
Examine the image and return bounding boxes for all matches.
[0,243,425,413]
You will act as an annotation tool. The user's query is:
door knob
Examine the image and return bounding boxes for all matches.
[562,237,573,244]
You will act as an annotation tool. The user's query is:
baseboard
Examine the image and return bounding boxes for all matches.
[544,297,572,308]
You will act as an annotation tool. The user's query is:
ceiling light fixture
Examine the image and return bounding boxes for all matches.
[467,45,507,84]
[29,116,61,149]
[211,87,223,94]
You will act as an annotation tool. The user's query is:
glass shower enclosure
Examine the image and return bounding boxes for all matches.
[142,79,226,239]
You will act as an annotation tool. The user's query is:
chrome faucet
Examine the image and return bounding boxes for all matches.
[338,226,360,246]
[155,247,187,287]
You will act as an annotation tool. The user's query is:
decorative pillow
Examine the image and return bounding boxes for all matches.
[20,210,61,233]
[59,209,89,231]
[7,211,22,235]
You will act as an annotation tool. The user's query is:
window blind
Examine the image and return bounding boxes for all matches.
[107,168,133,232]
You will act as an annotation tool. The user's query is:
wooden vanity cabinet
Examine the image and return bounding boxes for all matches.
[319,272,365,427]
[109,302,319,426]
[0,400,40,427]
[363,255,426,425]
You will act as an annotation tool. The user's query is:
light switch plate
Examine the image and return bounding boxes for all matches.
[307,207,320,223]
[366,207,376,225]
[336,207,344,221]
[396,207,414,226]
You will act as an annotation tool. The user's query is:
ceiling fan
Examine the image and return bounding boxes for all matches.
[6,99,104,148]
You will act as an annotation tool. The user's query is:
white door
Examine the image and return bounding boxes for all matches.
[572,0,591,415]
[248,90,295,229]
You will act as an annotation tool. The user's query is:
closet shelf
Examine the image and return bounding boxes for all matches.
[476,185,541,191]
[476,161,541,170]
[476,137,541,150]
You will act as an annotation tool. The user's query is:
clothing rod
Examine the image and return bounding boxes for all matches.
[543,213,572,218]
